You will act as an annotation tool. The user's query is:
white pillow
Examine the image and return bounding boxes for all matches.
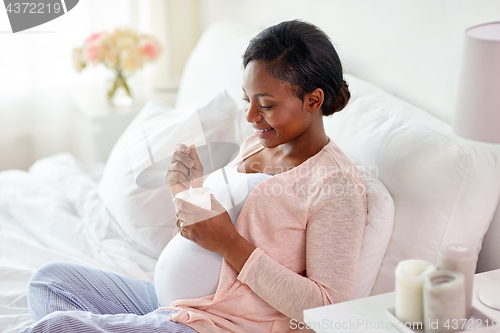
[326,74,500,295]
[351,160,394,299]
[98,91,252,258]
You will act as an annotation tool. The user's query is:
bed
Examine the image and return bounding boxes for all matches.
[1,20,500,333]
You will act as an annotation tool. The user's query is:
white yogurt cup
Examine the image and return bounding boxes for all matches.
[175,187,211,211]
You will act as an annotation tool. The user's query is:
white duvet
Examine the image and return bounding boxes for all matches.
[0,153,158,333]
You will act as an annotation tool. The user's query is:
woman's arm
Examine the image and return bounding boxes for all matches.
[236,172,367,322]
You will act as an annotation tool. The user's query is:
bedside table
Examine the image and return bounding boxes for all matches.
[303,269,500,332]
[69,83,177,165]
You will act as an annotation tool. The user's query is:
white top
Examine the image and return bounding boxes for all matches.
[205,164,273,226]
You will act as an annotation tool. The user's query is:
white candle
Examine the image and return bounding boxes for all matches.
[395,259,436,328]
[423,270,466,333]
[436,244,475,319]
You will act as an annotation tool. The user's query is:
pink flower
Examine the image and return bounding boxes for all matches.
[85,32,105,43]
[84,42,101,63]
[83,32,107,64]
[141,38,161,61]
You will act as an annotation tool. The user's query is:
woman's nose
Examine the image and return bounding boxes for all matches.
[245,103,263,123]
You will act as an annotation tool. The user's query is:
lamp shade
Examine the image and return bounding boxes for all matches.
[452,22,500,143]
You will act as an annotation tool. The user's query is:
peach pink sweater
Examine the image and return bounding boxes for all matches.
[162,135,367,333]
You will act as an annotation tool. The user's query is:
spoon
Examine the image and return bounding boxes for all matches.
[188,167,194,196]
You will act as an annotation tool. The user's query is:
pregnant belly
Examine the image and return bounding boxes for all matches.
[154,233,223,307]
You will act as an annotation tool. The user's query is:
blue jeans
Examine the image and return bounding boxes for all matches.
[22,262,198,333]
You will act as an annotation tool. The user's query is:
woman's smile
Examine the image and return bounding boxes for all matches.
[253,125,275,137]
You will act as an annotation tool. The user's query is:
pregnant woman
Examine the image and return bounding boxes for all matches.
[22,20,367,333]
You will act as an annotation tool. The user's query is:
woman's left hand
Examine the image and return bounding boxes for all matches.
[174,194,256,272]
[175,194,237,254]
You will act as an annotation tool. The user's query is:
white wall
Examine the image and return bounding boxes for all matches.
[169,0,201,80]
[0,0,172,171]
[198,0,500,124]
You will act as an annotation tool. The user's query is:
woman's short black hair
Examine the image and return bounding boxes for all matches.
[243,20,350,116]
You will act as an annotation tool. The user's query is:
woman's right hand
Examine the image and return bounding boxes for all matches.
[166,143,204,197]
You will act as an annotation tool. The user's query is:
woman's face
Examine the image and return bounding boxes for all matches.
[242,60,311,148]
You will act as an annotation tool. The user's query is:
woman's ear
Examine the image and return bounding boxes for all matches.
[305,88,324,113]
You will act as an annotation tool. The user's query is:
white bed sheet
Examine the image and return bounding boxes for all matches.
[0,153,158,333]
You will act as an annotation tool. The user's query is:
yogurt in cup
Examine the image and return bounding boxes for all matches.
[174,187,211,211]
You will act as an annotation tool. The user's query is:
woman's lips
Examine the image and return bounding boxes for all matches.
[254,127,274,138]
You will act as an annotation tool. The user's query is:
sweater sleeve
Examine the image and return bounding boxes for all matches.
[236,172,367,322]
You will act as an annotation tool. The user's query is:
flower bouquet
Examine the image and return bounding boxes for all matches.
[73,28,162,106]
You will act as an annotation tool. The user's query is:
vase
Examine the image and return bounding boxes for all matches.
[107,70,133,107]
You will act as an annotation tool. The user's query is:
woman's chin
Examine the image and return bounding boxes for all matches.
[255,129,277,146]
[258,137,276,148]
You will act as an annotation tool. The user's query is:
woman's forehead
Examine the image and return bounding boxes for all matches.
[243,60,291,97]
